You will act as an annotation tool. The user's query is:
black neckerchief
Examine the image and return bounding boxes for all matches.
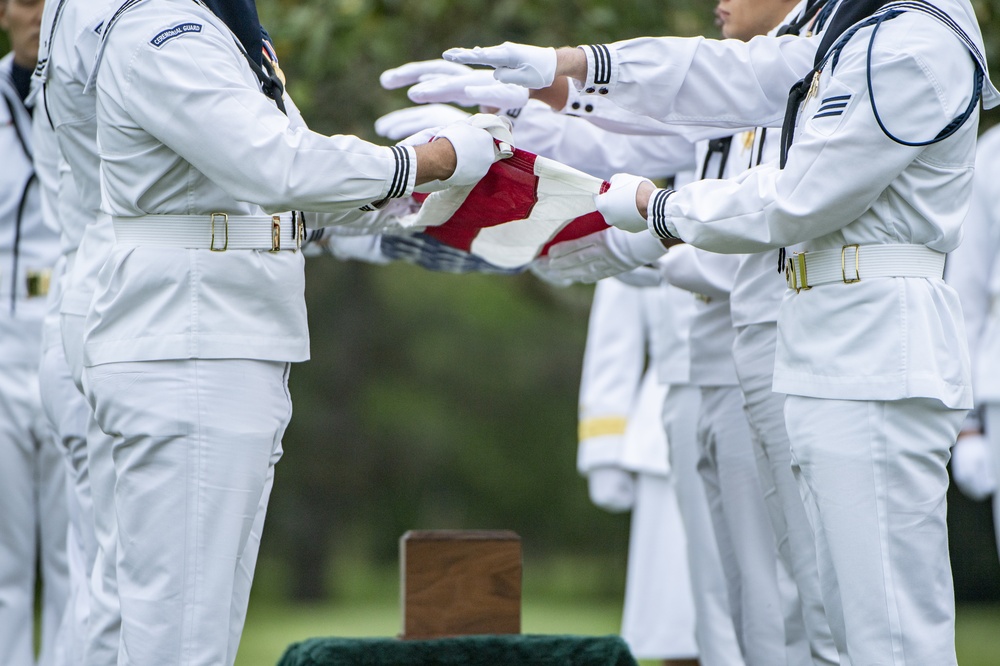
[814,0,892,65]
[11,61,33,107]
[203,0,262,66]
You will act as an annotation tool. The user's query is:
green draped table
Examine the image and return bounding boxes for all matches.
[277,634,639,666]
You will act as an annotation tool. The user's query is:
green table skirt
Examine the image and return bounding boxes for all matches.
[277,634,638,666]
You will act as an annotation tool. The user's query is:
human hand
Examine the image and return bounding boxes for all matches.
[443,41,557,89]
[408,70,530,112]
[951,433,997,501]
[375,104,471,141]
[587,465,636,513]
[424,113,515,190]
[530,227,667,285]
[380,59,473,90]
[595,173,655,234]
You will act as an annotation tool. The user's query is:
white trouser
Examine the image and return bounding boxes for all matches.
[83,358,289,666]
[621,472,698,660]
[0,359,69,666]
[985,405,1000,560]
[662,385,744,666]
[732,323,842,666]
[697,385,787,666]
[63,312,120,666]
[38,338,94,666]
[785,396,964,665]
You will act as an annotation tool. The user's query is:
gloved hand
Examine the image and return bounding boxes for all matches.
[530,226,667,285]
[951,433,997,501]
[614,265,663,288]
[380,59,473,90]
[587,465,636,513]
[444,41,557,89]
[408,70,530,112]
[375,104,471,141]
[425,113,515,191]
[595,173,654,234]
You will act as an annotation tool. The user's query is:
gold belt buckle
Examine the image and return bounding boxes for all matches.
[26,269,51,297]
[842,244,861,283]
[295,214,304,252]
[270,216,281,252]
[786,252,810,293]
[210,213,228,251]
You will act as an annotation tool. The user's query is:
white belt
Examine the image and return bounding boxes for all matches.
[785,244,945,292]
[112,213,303,252]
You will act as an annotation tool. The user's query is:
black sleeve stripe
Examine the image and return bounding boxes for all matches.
[587,44,612,85]
[821,94,851,103]
[813,110,844,119]
[649,189,677,239]
[386,145,410,200]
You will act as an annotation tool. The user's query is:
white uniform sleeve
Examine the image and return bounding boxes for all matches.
[106,18,414,213]
[511,101,695,180]
[660,245,737,299]
[577,279,647,473]
[653,18,976,253]
[577,34,819,129]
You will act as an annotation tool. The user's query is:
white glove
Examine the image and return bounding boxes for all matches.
[951,433,997,501]
[587,465,636,513]
[443,41,557,89]
[595,173,653,234]
[530,227,666,285]
[423,113,515,191]
[374,104,471,141]
[380,59,473,90]
[614,265,663,288]
[408,70,530,112]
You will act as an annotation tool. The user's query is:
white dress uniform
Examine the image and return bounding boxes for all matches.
[661,239,794,666]
[725,125,841,666]
[33,81,95,666]
[0,52,69,666]
[578,278,697,661]
[580,0,997,662]
[655,274,745,666]
[80,0,425,663]
[37,1,136,662]
[946,123,1000,556]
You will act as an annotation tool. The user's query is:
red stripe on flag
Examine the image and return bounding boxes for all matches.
[538,180,611,257]
[423,149,540,251]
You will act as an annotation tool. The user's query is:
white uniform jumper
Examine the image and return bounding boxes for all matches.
[579,0,997,662]
[85,1,418,663]
[0,52,69,666]
[578,278,697,660]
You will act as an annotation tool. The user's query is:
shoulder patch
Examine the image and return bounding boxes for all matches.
[149,22,202,48]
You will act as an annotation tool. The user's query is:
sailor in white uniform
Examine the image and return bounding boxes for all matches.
[0,0,69,661]
[73,0,506,663]
[447,0,997,661]
[578,277,698,665]
[946,123,1000,550]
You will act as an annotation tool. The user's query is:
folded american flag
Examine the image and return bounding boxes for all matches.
[381,148,610,273]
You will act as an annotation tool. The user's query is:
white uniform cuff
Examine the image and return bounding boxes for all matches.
[363,145,417,211]
[577,435,626,474]
[647,188,679,240]
[578,44,618,97]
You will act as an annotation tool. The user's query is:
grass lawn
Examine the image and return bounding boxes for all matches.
[236,585,1000,665]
